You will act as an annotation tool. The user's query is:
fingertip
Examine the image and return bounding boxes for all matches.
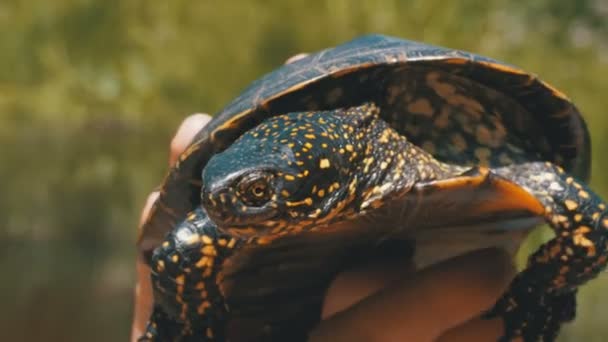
[138,191,160,229]
[169,113,212,166]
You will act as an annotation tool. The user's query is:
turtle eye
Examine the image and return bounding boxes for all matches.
[238,172,274,207]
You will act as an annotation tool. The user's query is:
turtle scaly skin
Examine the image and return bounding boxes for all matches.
[141,103,608,341]
[138,35,605,342]
[487,162,608,341]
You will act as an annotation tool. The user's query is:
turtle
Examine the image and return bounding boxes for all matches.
[137,34,607,342]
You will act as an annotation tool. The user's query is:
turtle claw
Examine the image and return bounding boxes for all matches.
[486,277,577,342]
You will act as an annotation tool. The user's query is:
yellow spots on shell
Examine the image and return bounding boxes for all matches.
[319,158,331,169]
[599,203,606,210]
[474,147,491,166]
[227,238,237,249]
[201,235,213,245]
[574,214,583,222]
[171,254,180,263]
[281,190,290,197]
[564,199,579,211]
[321,143,328,148]
[475,125,491,145]
[433,106,451,129]
[162,241,170,248]
[603,218,608,229]
[304,142,313,149]
[304,134,315,139]
[218,238,227,247]
[592,212,601,221]
[175,274,185,285]
[450,134,467,152]
[317,189,326,198]
[345,144,354,152]
[194,281,205,290]
[407,98,434,117]
[386,85,401,105]
[284,174,296,181]
[426,72,456,98]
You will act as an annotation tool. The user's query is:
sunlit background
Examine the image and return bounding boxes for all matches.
[1,1,607,341]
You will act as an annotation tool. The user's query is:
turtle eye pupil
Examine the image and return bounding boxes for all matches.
[238,173,273,206]
[250,182,266,197]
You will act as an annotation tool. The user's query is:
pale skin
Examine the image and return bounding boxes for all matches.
[131,55,520,342]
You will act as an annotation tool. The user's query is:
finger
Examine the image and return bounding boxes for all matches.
[132,192,160,341]
[133,113,212,341]
[285,53,309,64]
[435,316,515,342]
[321,256,415,319]
[131,253,154,342]
[138,192,160,229]
[169,113,212,166]
[309,248,516,342]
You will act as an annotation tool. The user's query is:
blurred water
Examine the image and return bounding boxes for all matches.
[1,1,607,341]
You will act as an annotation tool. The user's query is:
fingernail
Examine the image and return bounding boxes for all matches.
[169,113,212,166]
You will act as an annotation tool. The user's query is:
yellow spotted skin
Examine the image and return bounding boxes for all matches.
[140,207,239,341]
[486,162,608,342]
[139,35,600,342]
[198,103,460,237]
[142,103,607,342]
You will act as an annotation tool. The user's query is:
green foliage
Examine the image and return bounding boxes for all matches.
[1,1,606,341]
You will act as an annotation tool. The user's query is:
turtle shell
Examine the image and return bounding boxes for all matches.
[139,34,590,255]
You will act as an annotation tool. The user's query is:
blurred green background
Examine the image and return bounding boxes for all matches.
[1,0,607,341]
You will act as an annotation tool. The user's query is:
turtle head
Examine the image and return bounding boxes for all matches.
[201,104,378,232]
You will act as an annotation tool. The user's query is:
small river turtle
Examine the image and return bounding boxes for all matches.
[138,35,607,342]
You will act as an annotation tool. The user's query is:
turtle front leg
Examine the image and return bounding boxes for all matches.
[139,305,190,342]
[487,162,608,341]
